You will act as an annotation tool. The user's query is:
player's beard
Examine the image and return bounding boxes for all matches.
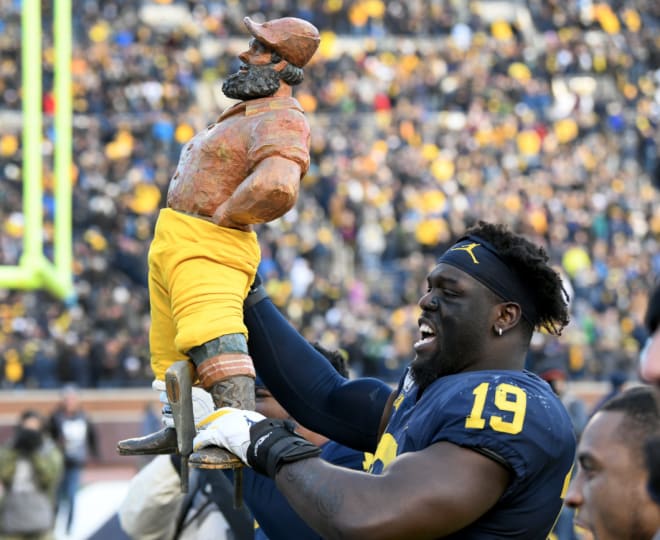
[409,361,439,392]
[410,350,463,392]
[222,65,282,100]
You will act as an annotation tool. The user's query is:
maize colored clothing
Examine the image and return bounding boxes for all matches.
[148,208,260,380]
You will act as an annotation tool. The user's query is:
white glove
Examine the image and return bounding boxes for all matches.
[193,407,266,464]
[152,379,215,429]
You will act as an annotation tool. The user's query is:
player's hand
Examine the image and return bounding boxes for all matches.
[153,380,215,429]
[193,407,266,464]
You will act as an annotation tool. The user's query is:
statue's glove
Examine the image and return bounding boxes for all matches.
[247,418,322,478]
[153,379,215,429]
[193,407,266,464]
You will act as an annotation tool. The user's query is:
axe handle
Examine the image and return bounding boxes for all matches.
[165,361,196,493]
[180,456,189,493]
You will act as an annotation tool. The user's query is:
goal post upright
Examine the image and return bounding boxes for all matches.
[53,0,74,300]
[0,0,75,302]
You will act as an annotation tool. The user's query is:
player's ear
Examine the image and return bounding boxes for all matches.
[495,302,522,332]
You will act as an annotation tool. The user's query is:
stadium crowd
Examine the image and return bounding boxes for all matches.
[0,0,658,389]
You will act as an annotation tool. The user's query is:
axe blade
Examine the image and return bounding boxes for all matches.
[165,361,196,492]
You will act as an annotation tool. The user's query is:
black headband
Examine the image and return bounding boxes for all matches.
[437,235,539,325]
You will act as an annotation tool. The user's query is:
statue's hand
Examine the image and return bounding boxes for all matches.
[212,204,254,232]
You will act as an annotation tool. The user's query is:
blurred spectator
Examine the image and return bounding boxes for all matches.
[589,370,628,415]
[140,401,161,441]
[536,355,589,439]
[0,410,63,540]
[0,0,658,388]
[48,385,98,536]
[137,401,162,469]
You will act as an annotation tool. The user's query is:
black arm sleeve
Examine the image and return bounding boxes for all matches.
[245,297,393,452]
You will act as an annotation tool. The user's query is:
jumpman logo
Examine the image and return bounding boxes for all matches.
[450,242,481,264]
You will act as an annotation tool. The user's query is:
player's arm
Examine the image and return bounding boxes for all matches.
[196,413,510,540]
[212,156,301,228]
[245,296,395,452]
[274,441,510,539]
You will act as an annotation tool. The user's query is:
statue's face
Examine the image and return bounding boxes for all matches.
[223,39,281,100]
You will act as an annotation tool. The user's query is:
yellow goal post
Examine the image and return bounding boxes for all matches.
[0,0,74,302]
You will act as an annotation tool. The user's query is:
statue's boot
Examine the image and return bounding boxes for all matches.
[117,426,178,455]
[116,377,253,467]
[118,334,255,469]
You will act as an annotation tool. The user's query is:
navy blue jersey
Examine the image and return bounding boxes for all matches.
[365,369,576,539]
[227,440,364,540]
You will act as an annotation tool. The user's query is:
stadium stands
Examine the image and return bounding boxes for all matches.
[0,0,658,391]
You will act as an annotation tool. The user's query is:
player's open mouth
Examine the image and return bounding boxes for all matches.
[414,321,437,351]
[572,520,591,535]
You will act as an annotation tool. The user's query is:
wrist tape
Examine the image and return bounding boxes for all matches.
[247,418,321,477]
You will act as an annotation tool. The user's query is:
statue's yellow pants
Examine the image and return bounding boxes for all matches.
[148,208,260,381]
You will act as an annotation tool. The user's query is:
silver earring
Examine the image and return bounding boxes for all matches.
[497,327,502,336]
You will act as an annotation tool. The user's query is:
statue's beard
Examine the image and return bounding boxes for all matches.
[222,65,282,100]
